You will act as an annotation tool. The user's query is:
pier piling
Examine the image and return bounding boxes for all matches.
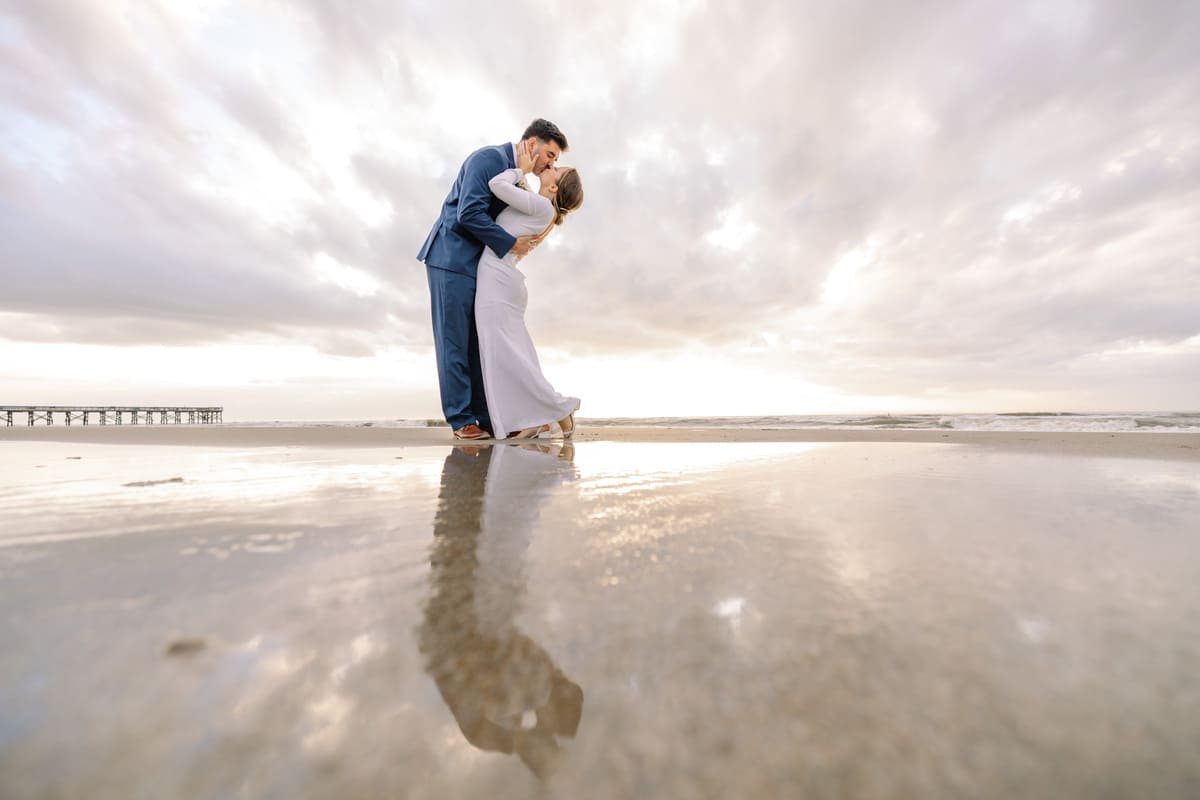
[1,407,223,427]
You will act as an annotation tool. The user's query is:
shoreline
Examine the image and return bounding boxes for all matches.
[2,425,1198,459]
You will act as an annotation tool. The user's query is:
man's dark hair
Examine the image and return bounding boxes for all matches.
[522,118,568,151]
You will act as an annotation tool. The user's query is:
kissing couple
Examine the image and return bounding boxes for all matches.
[418,118,584,441]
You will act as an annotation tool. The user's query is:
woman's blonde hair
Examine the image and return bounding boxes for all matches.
[552,168,583,226]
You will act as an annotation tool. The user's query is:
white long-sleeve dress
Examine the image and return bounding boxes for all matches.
[475,169,580,438]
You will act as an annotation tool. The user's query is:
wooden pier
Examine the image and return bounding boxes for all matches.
[2,406,223,427]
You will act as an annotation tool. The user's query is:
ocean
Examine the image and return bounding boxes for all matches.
[231,412,1200,433]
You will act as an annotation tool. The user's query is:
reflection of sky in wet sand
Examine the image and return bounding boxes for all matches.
[0,442,446,547]
[2,441,1199,797]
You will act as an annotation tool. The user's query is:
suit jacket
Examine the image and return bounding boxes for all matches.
[417,143,518,278]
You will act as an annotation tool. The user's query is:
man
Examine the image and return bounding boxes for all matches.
[418,119,567,440]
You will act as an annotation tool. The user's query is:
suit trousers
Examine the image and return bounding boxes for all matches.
[426,265,491,432]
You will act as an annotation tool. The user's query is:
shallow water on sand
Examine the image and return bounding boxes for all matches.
[1,441,1199,798]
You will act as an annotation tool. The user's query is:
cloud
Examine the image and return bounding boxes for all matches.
[1,0,1198,408]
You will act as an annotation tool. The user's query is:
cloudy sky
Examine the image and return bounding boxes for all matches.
[2,0,1197,420]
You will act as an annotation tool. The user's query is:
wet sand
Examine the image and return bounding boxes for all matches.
[3,423,1199,459]
[2,435,1199,798]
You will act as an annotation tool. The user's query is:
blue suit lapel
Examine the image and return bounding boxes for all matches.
[484,143,516,222]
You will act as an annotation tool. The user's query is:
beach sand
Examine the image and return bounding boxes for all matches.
[2,428,1199,797]
[3,423,1199,458]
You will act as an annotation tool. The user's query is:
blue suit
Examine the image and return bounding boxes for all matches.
[418,143,518,432]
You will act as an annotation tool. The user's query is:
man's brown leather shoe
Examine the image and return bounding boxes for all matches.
[453,423,491,440]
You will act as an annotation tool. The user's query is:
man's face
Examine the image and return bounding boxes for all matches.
[527,137,562,175]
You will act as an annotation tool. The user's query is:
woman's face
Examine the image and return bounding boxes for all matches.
[539,166,560,197]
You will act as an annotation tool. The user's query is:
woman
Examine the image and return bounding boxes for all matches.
[475,142,584,440]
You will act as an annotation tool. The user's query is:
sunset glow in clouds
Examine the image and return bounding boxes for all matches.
[2,1,1198,419]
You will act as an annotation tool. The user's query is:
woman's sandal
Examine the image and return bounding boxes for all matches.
[534,421,565,440]
[509,426,542,439]
[510,417,572,441]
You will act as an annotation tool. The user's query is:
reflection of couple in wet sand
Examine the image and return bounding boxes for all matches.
[418,443,583,779]
[419,118,584,443]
